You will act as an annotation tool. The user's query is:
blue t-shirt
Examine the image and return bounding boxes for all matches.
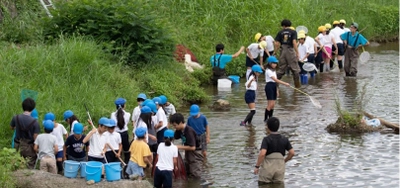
[210,54,233,68]
[340,32,368,48]
[65,134,89,158]
[187,114,208,135]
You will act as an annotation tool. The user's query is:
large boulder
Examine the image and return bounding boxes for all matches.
[211,99,230,111]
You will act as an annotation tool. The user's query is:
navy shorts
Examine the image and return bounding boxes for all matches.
[56,150,63,159]
[265,82,277,100]
[154,167,173,188]
[244,90,256,103]
[246,56,259,68]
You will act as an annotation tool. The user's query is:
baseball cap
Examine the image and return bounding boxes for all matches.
[63,110,74,120]
[99,117,112,127]
[140,106,152,114]
[73,123,84,134]
[137,93,147,100]
[43,120,54,131]
[114,98,127,106]
[164,129,174,138]
[31,109,38,120]
[135,127,147,137]
[159,95,167,105]
[351,22,359,28]
[189,104,200,116]
[44,112,55,121]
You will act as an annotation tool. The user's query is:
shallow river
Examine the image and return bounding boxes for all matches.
[153,43,399,188]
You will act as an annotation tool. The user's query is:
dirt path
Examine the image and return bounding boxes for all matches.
[13,170,153,188]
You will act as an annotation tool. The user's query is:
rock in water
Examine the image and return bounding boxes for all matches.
[212,99,230,110]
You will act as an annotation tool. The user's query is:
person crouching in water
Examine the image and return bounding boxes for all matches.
[240,64,263,126]
[126,127,153,180]
[154,129,178,188]
[254,117,295,185]
[264,56,290,122]
[34,120,58,174]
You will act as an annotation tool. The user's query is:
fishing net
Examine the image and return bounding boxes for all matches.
[20,89,38,102]
[309,96,322,109]
[359,50,371,64]
[302,63,318,72]
[296,26,308,34]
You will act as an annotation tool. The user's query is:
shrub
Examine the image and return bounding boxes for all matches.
[42,0,175,67]
[0,147,26,188]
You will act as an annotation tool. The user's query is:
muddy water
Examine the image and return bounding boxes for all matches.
[153,43,399,187]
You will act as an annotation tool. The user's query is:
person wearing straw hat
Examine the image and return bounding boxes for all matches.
[340,22,369,77]
[10,97,40,169]
[330,20,346,71]
[83,117,110,163]
[63,123,89,162]
[263,56,290,122]
[111,97,131,164]
[126,126,153,181]
[45,112,68,174]
[299,29,317,73]
[240,65,263,127]
[297,32,309,76]
[254,117,295,185]
[274,19,300,87]
[34,120,58,174]
[210,44,245,85]
[246,40,267,80]
[339,19,351,32]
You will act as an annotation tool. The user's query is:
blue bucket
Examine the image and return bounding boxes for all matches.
[85,161,103,183]
[64,160,80,178]
[228,75,240,84]
[104,162,122,182]
[80,162,87,178]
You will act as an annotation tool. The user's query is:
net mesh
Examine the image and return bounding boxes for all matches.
[21,89,38,102]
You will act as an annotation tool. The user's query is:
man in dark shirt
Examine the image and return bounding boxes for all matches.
[254,117,295,185]
[274,19,301,87]
[170,113,204,179]
[10,98,41,169]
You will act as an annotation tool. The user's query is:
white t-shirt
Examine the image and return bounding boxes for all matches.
[343,27,350,32]
[131,106,141,123]
[70,120,79,135]
[88,131,108,158]
[316,33,323,47]
[245,75,257,90]
[305,36,316,54]
[110,109,131,133]
[50,123,68,151]
[104,131,121,151]
[265,69,277,83]
[247,43,264,58]
[134,119,149,143]
[298,43,309,61]
[156,108,168,132]
[330,27,345,44]
[156,142,178,171]
[164,104,176,118]
[321,33,335,47]
[34,134,57,159]
[265,35,275,52]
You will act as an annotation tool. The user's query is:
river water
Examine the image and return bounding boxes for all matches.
[153,43,399,187]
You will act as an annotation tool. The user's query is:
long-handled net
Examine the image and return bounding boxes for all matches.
[21,89,38,101]
[290,86,322,109]
[359,46,371,64]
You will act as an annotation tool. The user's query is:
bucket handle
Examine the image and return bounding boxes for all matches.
[85,167,102,175]
[107,164,122,172]
[63,161,81,171]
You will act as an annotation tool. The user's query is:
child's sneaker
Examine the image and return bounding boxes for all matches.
[129,174,139,180]
[240,121,246,126]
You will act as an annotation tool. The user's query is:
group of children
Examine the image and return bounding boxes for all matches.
[13,93,210,187]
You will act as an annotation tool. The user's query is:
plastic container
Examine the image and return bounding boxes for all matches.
[228,75,240,84]
[80,162,87,178]
[85,161,103,183]
[104,162,122,182]
[64,160,80,178]
[217,79,232,88]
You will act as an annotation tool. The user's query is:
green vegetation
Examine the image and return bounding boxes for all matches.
[0,148,26,188]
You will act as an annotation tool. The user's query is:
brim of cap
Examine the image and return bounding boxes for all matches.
[74,131,83,134]
[190,112,199,116]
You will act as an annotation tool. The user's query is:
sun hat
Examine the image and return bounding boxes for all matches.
[267,56,279,64]
[135,127,147,137]
[251,65,263,73]
[189,104,200,116]
[43,120,54,131]
[140,106,152,114]
[114,98,126,106]
[298,33,306,39]
[145,101,158,114]
[333,20,340,25]
[73,123,84,134]
[137,93,147,100]
[63,110,74,120]
[164,129,174,138]
[44,112,55,121]
[159,95,167,105]
[31,109,38,120]
[254,33,262,42]
[259,41,267,50]
[324,23,332,29]
[339,19,346,24]
[318,26,327,32]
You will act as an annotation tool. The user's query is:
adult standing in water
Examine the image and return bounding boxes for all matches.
[210,44,245,85]
[340,22,369,77]
[274,19,300,87]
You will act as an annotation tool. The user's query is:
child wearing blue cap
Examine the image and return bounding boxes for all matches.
[241,64,263,127]
[63,110,83,135]
[131,93,147,126]
[159,95,176,118]
[153,97,168,144]
[45,112,68,174]
[34,120,58,174]
[111,98,131,164]
[103,119,122,163]
[187,104,210,158]
[63,122,89,162]
[83,117,110,163]
[127,127,153,180]
[154,129,178,188]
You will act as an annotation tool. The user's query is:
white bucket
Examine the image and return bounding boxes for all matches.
[217,79,232,88]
